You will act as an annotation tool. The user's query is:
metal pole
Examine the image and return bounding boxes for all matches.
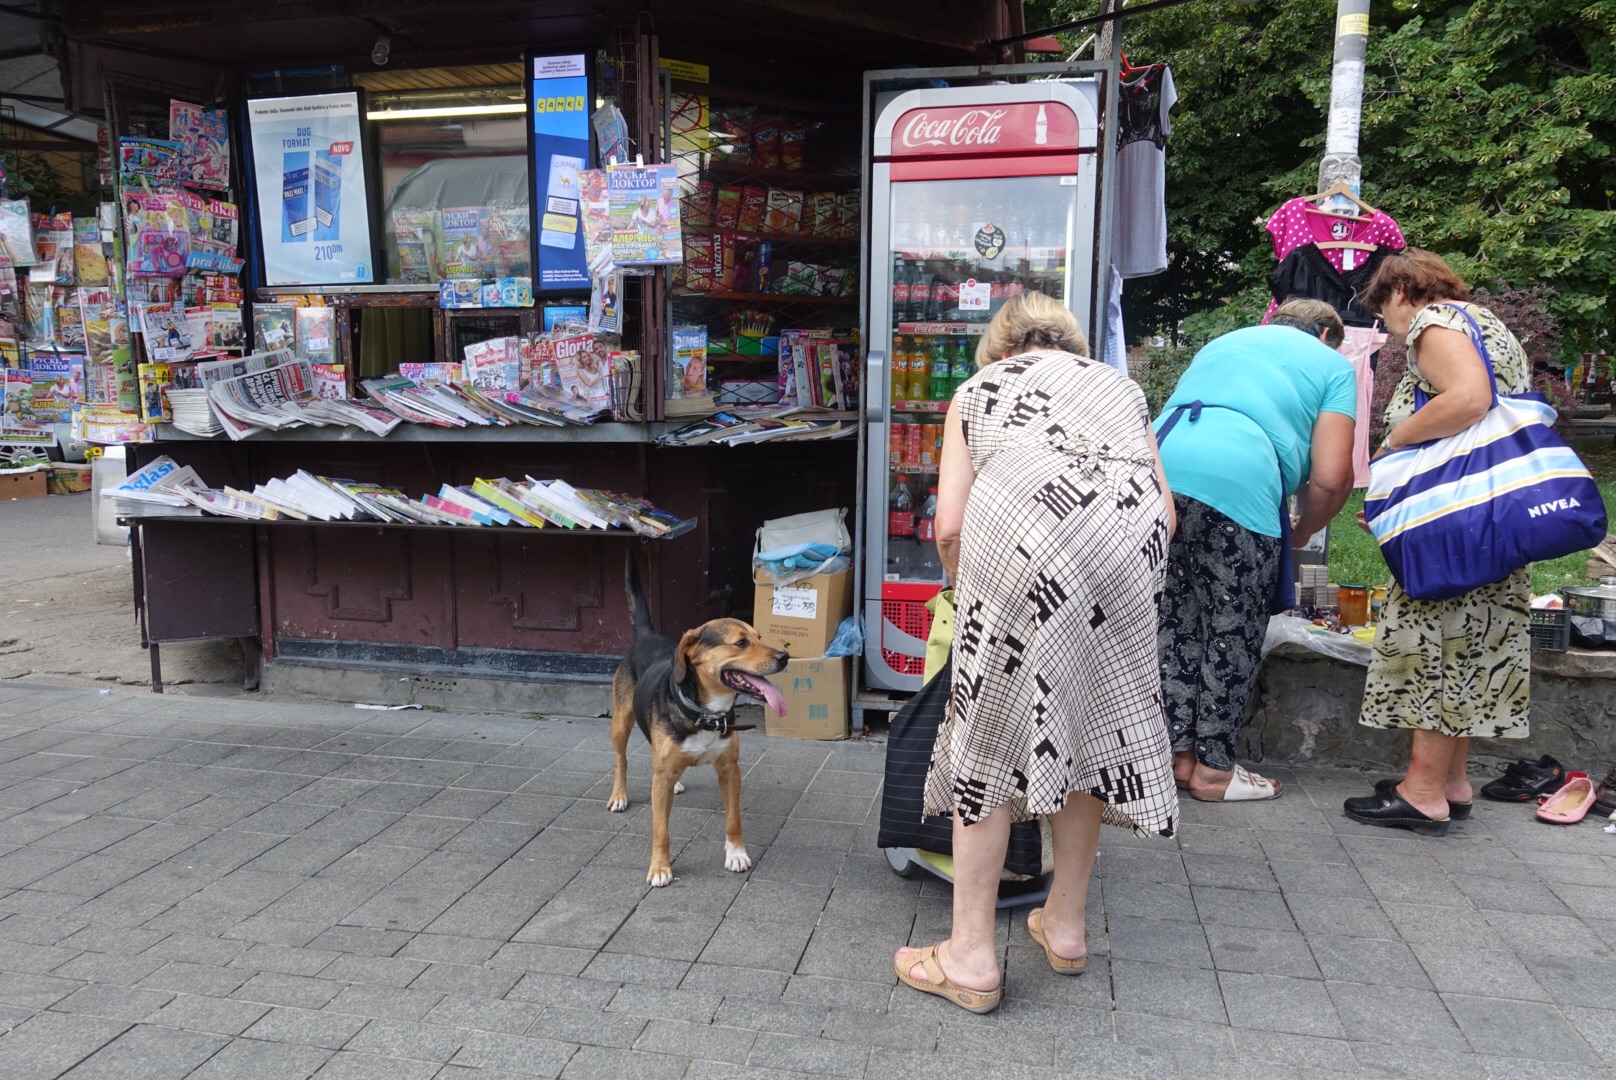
[1318,0,1370,194]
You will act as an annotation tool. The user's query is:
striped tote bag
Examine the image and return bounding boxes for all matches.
[1364,305,1607,602]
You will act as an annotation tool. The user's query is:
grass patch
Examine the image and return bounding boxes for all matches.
[1325,437,1615,595]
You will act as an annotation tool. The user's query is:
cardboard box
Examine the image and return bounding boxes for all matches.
[753,570,853,656]
[0,470,47,500]
[765,656,849,740]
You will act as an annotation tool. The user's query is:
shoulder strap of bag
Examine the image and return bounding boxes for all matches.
[1413,303,1499,411]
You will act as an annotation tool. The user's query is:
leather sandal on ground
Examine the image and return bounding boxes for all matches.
[1026,908,1086,975]
[1537,772,1596,825]
[1374,777,1471,820]
[894,944,1003,1014]
[1190,765,1283,802]
[1343,789,1450,836]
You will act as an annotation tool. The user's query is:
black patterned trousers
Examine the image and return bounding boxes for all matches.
[1156,495,1281,771]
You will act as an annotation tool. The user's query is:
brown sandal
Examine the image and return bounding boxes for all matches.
[893,943,1002,1014]
[1026,908,1086,975]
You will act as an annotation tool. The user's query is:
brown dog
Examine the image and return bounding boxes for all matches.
[608,553,788,887]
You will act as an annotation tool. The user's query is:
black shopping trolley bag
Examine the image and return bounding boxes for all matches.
[876,659,1044,878]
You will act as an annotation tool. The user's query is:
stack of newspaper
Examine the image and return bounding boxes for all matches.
[167,389,223,438]
[100,454,206,517]
[198,350,317,440]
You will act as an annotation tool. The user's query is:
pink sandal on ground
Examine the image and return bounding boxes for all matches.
[1537,771,1596,825]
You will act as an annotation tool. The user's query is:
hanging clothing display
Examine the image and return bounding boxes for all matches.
[1337,325,1387,487]
[1102,265,1128,373]
[1267,243,1391,328]
[1265,197,1405,273]
[1112,66,1176,279]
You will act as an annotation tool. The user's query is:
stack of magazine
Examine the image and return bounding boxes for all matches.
[103,458,690,536]
[656,406,856,447]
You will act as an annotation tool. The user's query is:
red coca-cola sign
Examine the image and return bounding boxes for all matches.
[892,101,1079,157]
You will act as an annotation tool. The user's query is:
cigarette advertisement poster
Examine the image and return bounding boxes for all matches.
[608,163,682,266]
[245,91,375,287]
[528,53,591,293]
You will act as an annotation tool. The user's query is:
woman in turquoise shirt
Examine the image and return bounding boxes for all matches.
[1155,300,1357,801]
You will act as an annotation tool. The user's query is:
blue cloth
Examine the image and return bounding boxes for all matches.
[1154,325,1357,537]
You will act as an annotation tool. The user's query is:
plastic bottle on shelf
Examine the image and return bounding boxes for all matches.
[928,345,951,402]
[891,256,911,323]
[915,487,943,580]
[887,479,915,580]
[890,336,909,404]
[951,338,974,395]
[908,339,932,402]
[911,268,933,325]
[889,415,910,467]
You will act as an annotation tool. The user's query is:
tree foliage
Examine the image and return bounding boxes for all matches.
[1026,0,1616,354]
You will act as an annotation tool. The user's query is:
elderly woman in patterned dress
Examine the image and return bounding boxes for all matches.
[1345,249,1534,835]
[893,292,1179,1015]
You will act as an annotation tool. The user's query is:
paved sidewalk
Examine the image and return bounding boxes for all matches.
[0,684,1613,1079]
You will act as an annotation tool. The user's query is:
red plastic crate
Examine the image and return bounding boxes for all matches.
[880,582,942,678]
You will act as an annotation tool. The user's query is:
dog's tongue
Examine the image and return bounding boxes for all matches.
[734,673,787,716]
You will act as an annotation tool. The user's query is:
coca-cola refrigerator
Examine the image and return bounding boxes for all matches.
[862,81,1100,692]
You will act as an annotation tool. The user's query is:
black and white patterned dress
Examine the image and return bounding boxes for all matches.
[922,350,1179,836]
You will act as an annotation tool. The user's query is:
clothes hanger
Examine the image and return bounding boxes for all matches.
[1315,240,1378,251]
[1303,182,1378,218]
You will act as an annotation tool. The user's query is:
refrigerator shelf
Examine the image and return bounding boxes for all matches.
[896,246,1069,263]
[680,226,857,250]
[673,290,855,304]
[892,400,951,413]
[896,322,989,336]
[705,161,860,190]
[891,465,940,476]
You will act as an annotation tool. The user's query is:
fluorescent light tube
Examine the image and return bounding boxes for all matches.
[367,103,526,121]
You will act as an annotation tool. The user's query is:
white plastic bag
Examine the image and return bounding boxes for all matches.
[1262,614,1372,666]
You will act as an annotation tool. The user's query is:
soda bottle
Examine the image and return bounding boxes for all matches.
[891,256,910,322]
[911,269,933,326]
[889,416,909,468]
[888,479,915,538]
[908,339,932,402]
[950,338,974,395]
[928,345,951,402]
[915,487,943,581]
[932,262,957,323]
[890,335,909,403]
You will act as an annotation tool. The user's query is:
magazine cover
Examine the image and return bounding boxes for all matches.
[209,303,245,351]
[606,163,682,266]
[170,101,230,191]
[2,367,56,441]
[550,332,613,412]
[295,307,336,363]
[670,324,708,398]
[28,352,83,423]
[118,137,183,187]
[252,303,295,352]
[142,302,195,362]
[0,199,36,266]
[391,208,438,283]
[439,207,492,279]
[462,337,517,390]
[311,364,346,399]
[72,217,109,285]
[137,363,175,423]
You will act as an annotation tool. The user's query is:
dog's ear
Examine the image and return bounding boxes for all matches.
[672,628,702,684]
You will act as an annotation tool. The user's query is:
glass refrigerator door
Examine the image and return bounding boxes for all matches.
[878,173,1077,587]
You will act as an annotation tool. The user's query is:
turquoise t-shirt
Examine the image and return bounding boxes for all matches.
[1153,325,1357,537]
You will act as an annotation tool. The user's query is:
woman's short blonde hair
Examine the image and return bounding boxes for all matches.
[1271,298,1346,349]
[974,291,1088,368]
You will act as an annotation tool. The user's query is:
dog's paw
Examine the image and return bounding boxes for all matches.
[647,865,673,887]
[724,840,752,873]
[606,795,628,813]
[674,780,686,795]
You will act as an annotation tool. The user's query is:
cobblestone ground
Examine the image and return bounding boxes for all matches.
[0,682,1613,1079]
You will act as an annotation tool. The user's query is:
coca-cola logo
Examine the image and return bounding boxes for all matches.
[900,109,1008,149]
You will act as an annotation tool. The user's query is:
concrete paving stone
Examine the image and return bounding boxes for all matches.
[0,912,86,945]
[1563,1006,1616,1068]
[65,1022,230,1079]
[935,1022,1056,1068]
[634,869,749,915]
[191,869,304,915]
[395,934,498,966]
[1304,935,1432,990]
[868,1045,994,1080]
[231,971,346,1009]
[604,908,723,963]
[1482,911,1615,961]
[561,1044,692,1080]
[1095,845,1189,886]
[1545,882,1616,922]
[483,794,572,829]
[185,1035,333,1080]
[636,1018,759,1062]
[770,819,860,854]
[1108,959,1229,1025]
[724,880,831,923]
[316,951,429,988]
[1324,981,1467,1050]
[1380,903,1508,948]
[344,1016,467,1061]
[52,981,175,1020]
[425,993,542,1035]
[1205,923,1321,979]
[506,973,621,1010]
[749,1031,871,1075]
[678,962,789,1000]
[1183,853,1282,893]
[1444,994,1601,1064]
[0,1009,130,1080]
[699,917,813,973]
[322,983,446,1022]
[1348,1040,1487,1080]
[1051,1039,1180,1080]
[32,816,152,853]
[239,838,357,878]
[819,1008,938,1051]
[1179,823,1267,859]
[1219,972,1344,1038]
[713,996,828,1036]
[142,993,271,1036]
[441,820,542,859]
[581,952,692,989]
[0,846,89,889]
[1107,914,1213,969]
[261,879,385,926]
[449,1031,580,1077]
[487,943,595,977]
[221,913,334,948]
[1003,949,1115,1011]
[404,962,520,1000]
[1409,942,1553,1002]
[1284,894,1397,940]
[1475,1057,1616,1080]
[530,1004,645,1047]
[315,844,430,884]
[1192,886,1298,932]
[781,975,890,1013]
[797,917,914,984]
[50,950,168,987]
[243,1004,369,1048]
[0,970,86,1008]
[1453,876,1574,917]
[310,1050,443,1080]
[1111,1010,1235,1055]
[420,893,544,941]
[748,846,846,886]
[1267,859,1374,899]
[305,925,414,958]
[339,884,466,933]
[234,942,343,977]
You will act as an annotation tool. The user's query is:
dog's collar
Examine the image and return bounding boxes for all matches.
[671,677,756,736]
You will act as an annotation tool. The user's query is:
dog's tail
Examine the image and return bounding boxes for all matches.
[624,549,655,639]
